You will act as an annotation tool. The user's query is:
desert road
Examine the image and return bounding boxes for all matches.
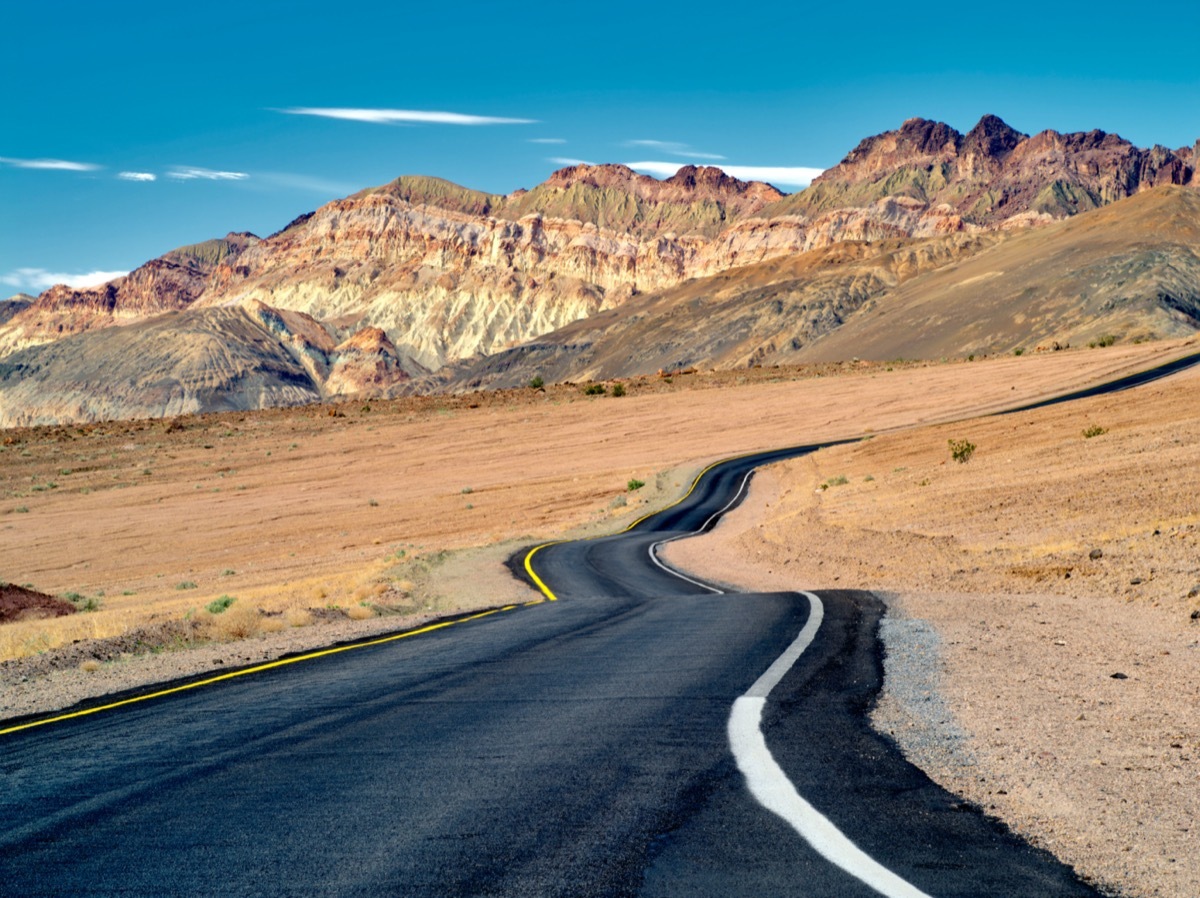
[4,354,1198,896]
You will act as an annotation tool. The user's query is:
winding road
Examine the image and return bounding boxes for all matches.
[4,353,1198,896]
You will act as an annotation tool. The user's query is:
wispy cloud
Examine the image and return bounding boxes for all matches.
[2,267,128,292]
[548,156,594,166]
[626,161,825,188]
[625,140,725,161]
[118,171,157,182]
[254,171,360,196]
[0,155,101,172]
[167,166,249,181]
[529,137,567,144]
[280,107,535,126]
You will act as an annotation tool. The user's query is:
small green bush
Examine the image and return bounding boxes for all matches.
[948,438,976,463]
[1082,424,1108,438]
[206,595,236,614]
[1089,334,1117,348]
[176,581,198,591]
[529,375,544,389]
[611,383,626,397]
[583,383,606,395]
[1012,347,1025,356]
[627,478,645,491]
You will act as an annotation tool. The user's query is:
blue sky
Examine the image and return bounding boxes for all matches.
[4,0,1198,293]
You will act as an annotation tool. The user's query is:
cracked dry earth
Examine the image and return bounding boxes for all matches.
[666,361,1200,898]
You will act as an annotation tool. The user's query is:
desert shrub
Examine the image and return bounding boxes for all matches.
[1082,424,1108,438]
[283,607,313,628]
[206,595,236,614]
[528,375,544,389]
[609,495,627,509]
[1012,347,1025,356]
[948,438,976,463]
[346,603,376,621]
[209,603,261,640]
[64,592,101,612]
[583,383,606,395]
[1089,334,1117,348]
[176,581,198,591]
[611,383,626,397]
[627,478,645,491]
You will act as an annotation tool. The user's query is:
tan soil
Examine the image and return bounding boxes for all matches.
[2,338,1197,897]
[664,356,1200,898]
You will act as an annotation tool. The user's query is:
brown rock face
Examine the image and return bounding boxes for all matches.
[791,114,1195,225]
[0,233,258,357]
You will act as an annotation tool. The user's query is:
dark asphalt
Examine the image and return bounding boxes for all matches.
[9,353,1196,896]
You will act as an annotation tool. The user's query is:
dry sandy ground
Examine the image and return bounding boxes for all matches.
[2,338,1197,897]
[666,355,1200,898]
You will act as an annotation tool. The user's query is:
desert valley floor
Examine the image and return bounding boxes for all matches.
[3,338,1198,898]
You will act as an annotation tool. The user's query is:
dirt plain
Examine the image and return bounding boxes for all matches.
[2,337,1198,897]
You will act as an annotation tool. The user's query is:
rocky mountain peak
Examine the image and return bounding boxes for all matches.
[542,163,645,191]
[962,114,1026,159]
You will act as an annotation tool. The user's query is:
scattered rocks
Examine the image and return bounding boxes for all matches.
[1110,672,1129,679]
[1089,548,1104,560]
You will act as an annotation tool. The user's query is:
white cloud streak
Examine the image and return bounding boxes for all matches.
[625,140,725,160]
[2,268,128,292]
[167,167,249,181]
[0,156,101,172]
[548,157,594,166]
[280,107,536,126]
[625,161,825,188]
[254,171,360,196]
[118,171,157,182]
[529,137,567,144]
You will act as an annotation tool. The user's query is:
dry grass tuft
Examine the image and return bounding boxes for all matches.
[79,659,101,673]
[283,607,313,628]
[259,616,286,634]
[345,604,376,621]
[205,603,262,641]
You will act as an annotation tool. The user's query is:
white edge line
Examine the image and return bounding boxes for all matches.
[730,592,934,898]
[646,468,758,595]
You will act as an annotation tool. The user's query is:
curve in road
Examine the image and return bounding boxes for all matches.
[3,351,1197,896]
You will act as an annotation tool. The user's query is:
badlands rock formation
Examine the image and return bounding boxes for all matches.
[1,115,1197,423]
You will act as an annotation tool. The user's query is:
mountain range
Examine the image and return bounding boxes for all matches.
[2,114,1197,425]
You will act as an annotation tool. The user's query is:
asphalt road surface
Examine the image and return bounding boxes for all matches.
[9,353,1199,896]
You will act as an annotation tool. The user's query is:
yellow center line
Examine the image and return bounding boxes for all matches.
[1,606,512,736]
[521,450,763,601]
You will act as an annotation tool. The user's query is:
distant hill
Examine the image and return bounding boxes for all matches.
[1,115,1196,424]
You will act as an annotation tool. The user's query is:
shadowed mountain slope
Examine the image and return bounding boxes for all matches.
[444,187,1200,388]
